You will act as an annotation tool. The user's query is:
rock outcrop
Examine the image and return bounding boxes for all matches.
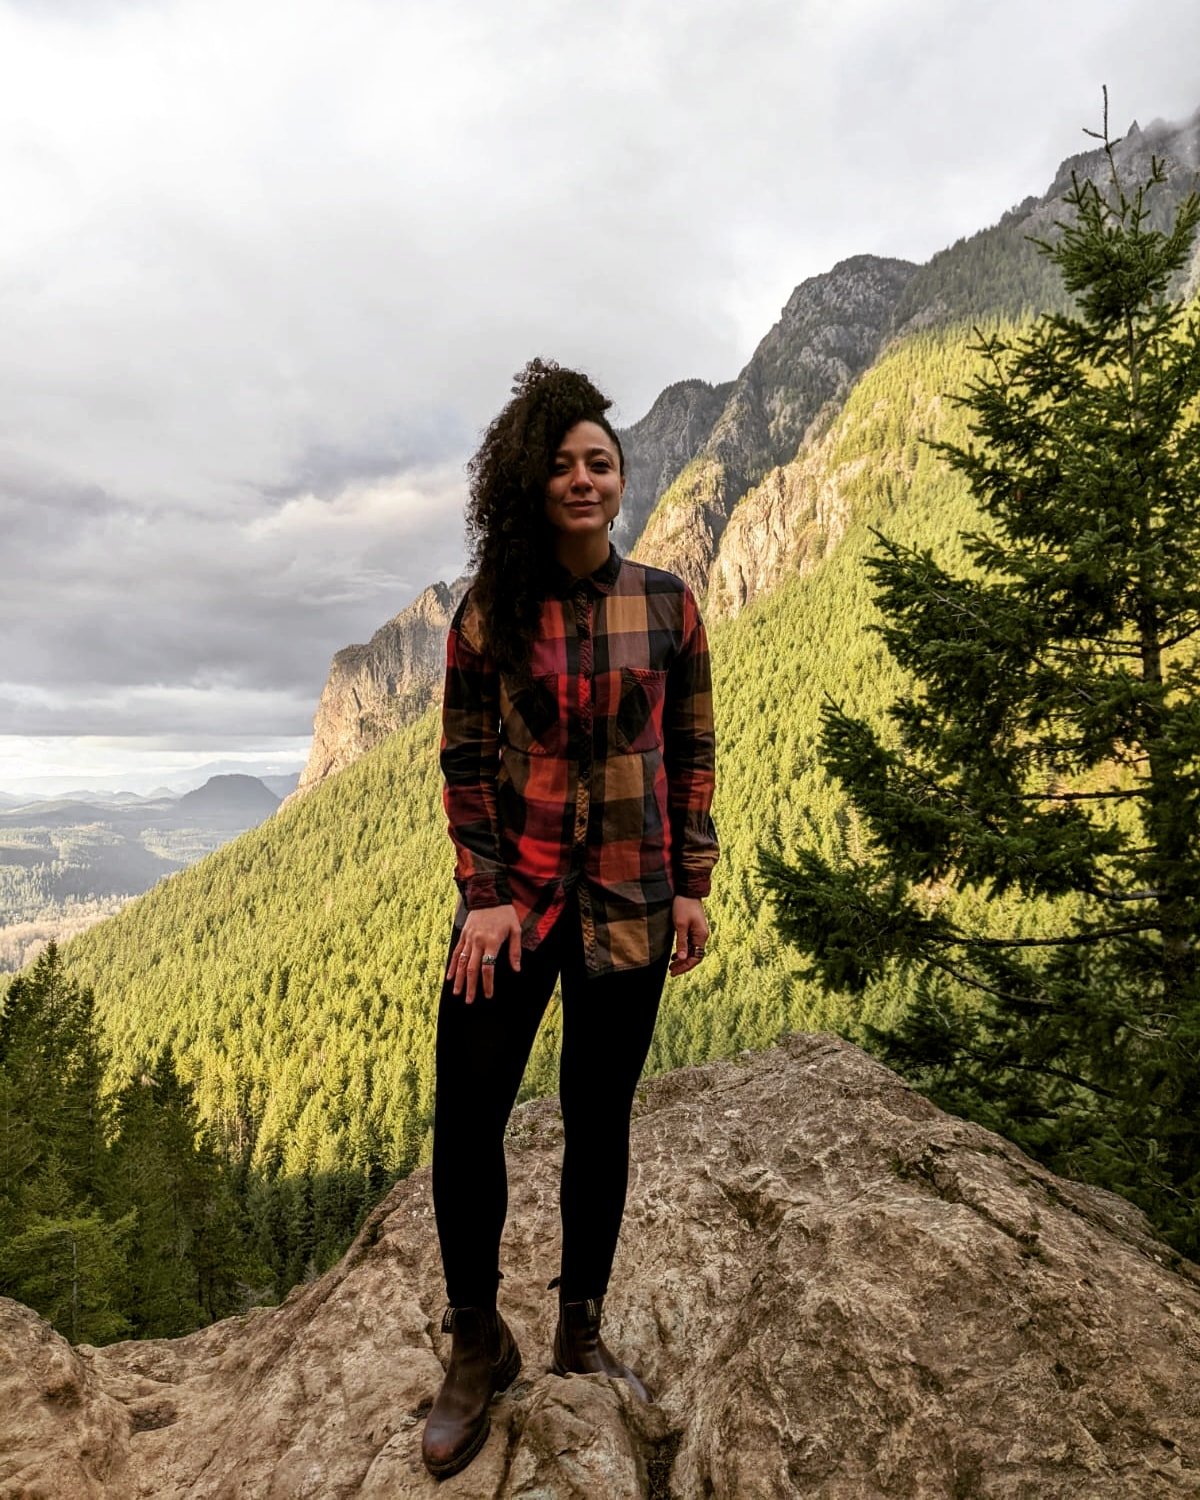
[613,378,734,549]
[5,1033,1200,1498]
[289,577,469,802]
[632,255,917,597]
[705,421,854,622]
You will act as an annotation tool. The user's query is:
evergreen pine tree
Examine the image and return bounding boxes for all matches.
[0,942,112,1202]
[759,116,1200,1254]
[107,1054,253,1336]
[0,1155,133,1345]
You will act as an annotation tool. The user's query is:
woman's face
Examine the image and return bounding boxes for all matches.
[544,421,625,538]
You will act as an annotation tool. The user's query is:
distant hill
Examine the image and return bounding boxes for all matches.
[0,775,283,971]
[260,773,301,799]
[175,774,280,820]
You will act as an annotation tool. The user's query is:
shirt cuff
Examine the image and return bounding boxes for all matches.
[463,872,512,909]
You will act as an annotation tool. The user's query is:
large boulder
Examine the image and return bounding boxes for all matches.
[3,1033,1199,1497]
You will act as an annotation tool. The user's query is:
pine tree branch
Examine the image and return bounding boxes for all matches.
[955,1044,1120,1101]
[1043,642,1144,659]
[919,982,1121,1100]
[956,922,1158,949]
[1016,788,1142,802]
[912,574,1103,708]
[924,953,1049,1009]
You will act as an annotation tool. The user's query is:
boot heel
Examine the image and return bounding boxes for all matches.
[496,1343,522,1392]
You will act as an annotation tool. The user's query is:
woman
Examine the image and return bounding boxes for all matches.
[422,359,719,1479]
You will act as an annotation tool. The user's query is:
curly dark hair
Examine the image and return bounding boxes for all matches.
[466,357,624,677]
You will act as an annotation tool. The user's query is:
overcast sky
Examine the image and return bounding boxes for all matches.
[2,0,1199,792]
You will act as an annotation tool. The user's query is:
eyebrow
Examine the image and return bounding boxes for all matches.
[554,445,616,459]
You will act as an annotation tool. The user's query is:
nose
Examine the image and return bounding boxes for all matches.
[568,463,592,492]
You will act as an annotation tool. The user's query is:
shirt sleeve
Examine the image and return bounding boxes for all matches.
[439,594,512,910]
[663,584,719,899]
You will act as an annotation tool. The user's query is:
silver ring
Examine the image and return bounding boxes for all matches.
[481,953,497,967]
[456,952,468,965]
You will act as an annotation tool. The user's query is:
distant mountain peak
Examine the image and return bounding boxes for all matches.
[176,774,279,815]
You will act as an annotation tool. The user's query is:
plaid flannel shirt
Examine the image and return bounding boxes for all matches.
[440,544,719,975]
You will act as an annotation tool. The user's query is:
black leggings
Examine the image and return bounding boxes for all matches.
[432,887,671,1307]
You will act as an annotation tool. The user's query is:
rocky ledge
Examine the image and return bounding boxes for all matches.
[287,576,468,802]
[3,1034,1200,1498]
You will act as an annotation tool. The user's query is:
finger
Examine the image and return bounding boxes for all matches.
[465,947,482,1005]
[452,947,469,995]
[447,932,464,981]
[482,950,496,1000]
[674,919,689,962]
[509,923,522,973]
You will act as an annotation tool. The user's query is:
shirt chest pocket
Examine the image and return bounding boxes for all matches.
[501,673,563,757]
[613,667,668,754]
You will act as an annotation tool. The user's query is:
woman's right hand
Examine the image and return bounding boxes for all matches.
[447,904,523,1003]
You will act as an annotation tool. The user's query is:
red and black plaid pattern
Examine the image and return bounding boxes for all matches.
[440,545,719,975]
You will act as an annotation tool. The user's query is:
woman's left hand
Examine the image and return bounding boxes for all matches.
[669,896,710,976]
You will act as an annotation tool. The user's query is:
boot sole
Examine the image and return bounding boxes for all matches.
[422,1349,522,1481]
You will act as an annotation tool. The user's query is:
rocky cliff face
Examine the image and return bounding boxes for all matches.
[612,378,733,550]
[289,577,469,802]
[632,255,917,597]
[703,111,1200,624]
[5,1033,1200,1498]
[704,418,853,622]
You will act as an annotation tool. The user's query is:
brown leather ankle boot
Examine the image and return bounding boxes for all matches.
[549,1286,652,1403]
[421,1305,521,1479]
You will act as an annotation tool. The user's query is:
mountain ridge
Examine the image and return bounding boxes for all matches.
[288,104,1200,801]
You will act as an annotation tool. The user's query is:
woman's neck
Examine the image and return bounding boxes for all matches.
[553,532,611,578]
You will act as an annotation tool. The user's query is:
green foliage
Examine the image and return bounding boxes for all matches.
[0,943,112,1210]
[0,945,256,1341]
[0,1203,134,1345]
[108,1055,252,1336]
[761,137,1200,1254]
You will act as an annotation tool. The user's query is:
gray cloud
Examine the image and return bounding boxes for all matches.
[1,0,1199,784]
[2,456,467,736]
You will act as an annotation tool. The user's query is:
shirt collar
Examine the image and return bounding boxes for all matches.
[547,543,623,598]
